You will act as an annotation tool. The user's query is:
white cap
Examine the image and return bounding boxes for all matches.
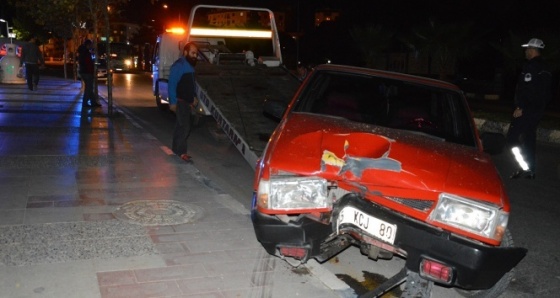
[521,38,545,49]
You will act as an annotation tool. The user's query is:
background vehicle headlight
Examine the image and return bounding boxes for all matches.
[257,176,330,212]
[428,193,508,242]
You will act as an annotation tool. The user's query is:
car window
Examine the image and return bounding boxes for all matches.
[293,71,476,147]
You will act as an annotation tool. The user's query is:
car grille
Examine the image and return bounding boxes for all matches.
[330,187,433,212]
[385,196,433,212]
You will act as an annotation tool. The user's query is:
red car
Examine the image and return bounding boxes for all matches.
[251,64,526,297]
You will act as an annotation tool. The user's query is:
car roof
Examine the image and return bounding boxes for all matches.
[314,64,461,92]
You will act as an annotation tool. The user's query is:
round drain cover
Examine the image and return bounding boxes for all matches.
[114,200,204,226]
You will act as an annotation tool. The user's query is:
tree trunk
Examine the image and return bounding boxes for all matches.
[103,0,114,117]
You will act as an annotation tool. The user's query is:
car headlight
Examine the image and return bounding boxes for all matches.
[124,59,132,66]
[257,176,330,213]
[428,193,508,242]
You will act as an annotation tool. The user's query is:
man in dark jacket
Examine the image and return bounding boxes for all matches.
[169,42,199,162]
[77,39,101,107]
[19,36,44,91]
[507,38,552,179]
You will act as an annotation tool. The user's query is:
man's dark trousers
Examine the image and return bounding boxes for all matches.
[172,99,192,155]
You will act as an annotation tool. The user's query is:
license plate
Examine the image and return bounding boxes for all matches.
[337,206,397,244]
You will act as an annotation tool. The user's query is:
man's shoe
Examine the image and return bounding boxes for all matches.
[524,170,536,179]
[510,169,535,179]
[180,154,192,163]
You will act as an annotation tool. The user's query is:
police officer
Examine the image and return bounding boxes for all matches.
[507,38,552,179]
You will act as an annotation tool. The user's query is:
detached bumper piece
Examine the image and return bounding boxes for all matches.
[359,268,408,298]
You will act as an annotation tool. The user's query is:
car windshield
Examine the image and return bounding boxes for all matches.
[292,70,477,147]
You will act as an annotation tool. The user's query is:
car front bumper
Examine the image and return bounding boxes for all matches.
[252,193,527,290]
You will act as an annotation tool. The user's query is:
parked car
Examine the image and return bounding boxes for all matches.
[96,58,108,81]
[251,64,527,297]
[76,58,108,81]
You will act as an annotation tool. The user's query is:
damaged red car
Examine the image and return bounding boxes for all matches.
[251,64,527,297]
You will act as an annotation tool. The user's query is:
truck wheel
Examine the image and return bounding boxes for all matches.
[455,229,515,298]
[401,271,433,298]
[156,94,168,112]
[155,84,168,112]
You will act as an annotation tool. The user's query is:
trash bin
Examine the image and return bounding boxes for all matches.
[0,43,26,84]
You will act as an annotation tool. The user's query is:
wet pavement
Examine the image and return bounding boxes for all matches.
[0,77,346,297]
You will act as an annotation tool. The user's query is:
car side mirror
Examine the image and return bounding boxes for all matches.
[481,132,506,155]
[263,98,287,121]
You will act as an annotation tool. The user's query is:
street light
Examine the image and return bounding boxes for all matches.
[0,18,12,44]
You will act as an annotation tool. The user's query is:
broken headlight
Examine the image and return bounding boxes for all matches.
[428,193,508,242]
[257,176,330,213]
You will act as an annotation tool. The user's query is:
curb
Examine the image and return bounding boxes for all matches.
[306,259,356,297]
[475,118,560,144]
[96,89,354,297]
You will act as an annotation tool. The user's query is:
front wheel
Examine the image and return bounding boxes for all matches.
[155,84,169,112]
[455,229,516,298]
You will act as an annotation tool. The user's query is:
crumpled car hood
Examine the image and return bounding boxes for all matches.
[265,113,505,205]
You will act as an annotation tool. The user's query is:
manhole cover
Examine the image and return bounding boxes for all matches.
[114,200,204,226]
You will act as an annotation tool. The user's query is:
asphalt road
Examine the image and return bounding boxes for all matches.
[96,71,560,297]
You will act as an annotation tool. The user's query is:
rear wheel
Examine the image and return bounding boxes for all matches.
[455,229,516,298]
[155,83,168,111]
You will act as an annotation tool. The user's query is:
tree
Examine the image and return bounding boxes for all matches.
[9,0,81,78]
[11,0,126,116]
[349,24,395,69]
[401,18,475,81]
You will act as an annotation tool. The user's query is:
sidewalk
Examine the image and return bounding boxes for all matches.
[474,118,560,144]
[472,105,560,144]
[0,77,346,298]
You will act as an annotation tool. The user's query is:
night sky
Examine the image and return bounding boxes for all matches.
[123,0,559,76]
[133,0,560,34]
[2,0,558,75]
[1,0,558,38]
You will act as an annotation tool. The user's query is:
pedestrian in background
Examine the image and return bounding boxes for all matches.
[507,38,552,179]
[168,42,199,162]
[77,39,101,108]
[19,36,44,91]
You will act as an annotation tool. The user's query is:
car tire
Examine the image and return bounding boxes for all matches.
[155,83,168,112]
[401,270,433,298]
[455,229,515,298]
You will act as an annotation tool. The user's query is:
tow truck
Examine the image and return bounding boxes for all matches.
[151,4,300,166]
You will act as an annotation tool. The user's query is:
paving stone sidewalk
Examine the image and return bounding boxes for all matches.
[0,77,344,298]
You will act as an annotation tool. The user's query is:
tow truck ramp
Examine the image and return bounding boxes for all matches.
[185,5,300,166]
[195,63,299,166]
